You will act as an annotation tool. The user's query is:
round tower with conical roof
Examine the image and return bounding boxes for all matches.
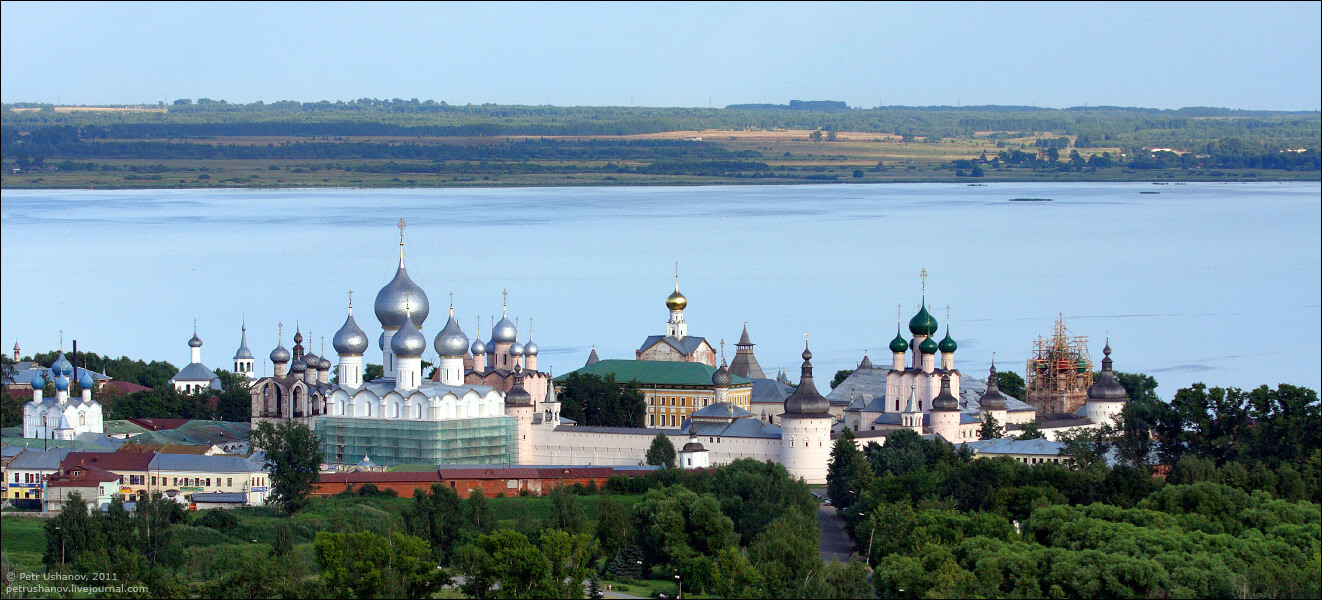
[1085,339,1128,422]
[504,364,534,463]
[779,340,834,485]
[234,319,255,380]
[979,359,1009,431]
[929,373,963,441]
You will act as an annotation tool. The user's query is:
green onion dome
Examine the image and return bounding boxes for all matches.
[908,304,939,336]
[889,327,909,353]
[1076,358,1089,373]
[919,336,938,355]
[938,330,957,353]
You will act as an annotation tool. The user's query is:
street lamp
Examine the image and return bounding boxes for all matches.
[54,525,64,564]
[674,573,682,599]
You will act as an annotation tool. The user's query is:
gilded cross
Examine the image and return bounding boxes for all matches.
[920,268,927,293]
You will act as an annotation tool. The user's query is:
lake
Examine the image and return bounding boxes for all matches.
[2,182,1318,397]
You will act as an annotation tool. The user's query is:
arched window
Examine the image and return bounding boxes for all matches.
[79,412,86,426]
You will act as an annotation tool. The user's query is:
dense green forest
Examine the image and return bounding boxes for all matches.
[4,100,1318,147]
[827,380,1322,598]
[20,459,870,598]
[3,101,1317,171]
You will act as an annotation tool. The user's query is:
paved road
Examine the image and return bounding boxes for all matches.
[818,504,854,563]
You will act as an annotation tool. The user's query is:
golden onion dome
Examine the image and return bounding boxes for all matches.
[666,288,687,311]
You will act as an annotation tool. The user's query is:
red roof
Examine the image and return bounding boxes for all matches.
[319,465,630,485]
[61,451,153,472]
[49,465,120,487]
[105,380,151,395]
[320,471,442,484]
[126,418,191,431]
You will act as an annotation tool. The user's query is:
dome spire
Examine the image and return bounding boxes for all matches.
[348,290,354,314]
[398,218,406,266]
[783,335,829,415]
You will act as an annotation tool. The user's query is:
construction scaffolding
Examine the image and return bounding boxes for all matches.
[315,416,516,467]
[1025,315,1094,415]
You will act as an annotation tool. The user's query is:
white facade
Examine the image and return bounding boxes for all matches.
[778,415,833,484]
[23,354,104,440]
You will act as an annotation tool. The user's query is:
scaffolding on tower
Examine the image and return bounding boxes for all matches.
[1024,315,1094,415]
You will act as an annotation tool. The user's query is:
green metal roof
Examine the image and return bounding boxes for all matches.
[554,359,752,388]
[103,420,151,436]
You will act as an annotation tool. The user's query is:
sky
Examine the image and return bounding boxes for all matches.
[1,1,1319,111]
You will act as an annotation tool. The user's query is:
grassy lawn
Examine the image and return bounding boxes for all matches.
[0,515,47,573]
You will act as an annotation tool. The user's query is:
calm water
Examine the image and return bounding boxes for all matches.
[2,182,1319,397]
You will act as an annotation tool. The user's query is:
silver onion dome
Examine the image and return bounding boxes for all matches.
[319,357,332,371]
[374,262,429,330]
[470,337,487,356]
[378,331,388,351]
[509,341,525,357]
[434,314,470,357]
[712,358,732,387]
[270,344,291,363]
[487,334,498,353]
[492,315,516,344]
[333,313,369,356]
[303,352,320,370]
[189,332,203,348]
[391,316,427,357]
[290,357,307,373]
[523,338,538,356]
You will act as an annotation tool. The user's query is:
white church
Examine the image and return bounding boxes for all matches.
[23,351,105,440]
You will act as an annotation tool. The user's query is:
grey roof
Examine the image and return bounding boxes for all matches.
[961,437,1067,456]
[827,366,889,407]
[870,412,980,426]
[637,334,709,356]
[172,362,218,383]
[10,367,110,387]
[191,492,248,504]
[355,378,496,398]
[687,418,783,439]
[750,378,794,405]
[690,402,753,419]
[149,453,265,473]
[6,448,75,470]
[833,369,1035,414]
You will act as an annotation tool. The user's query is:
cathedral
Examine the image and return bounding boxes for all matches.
[248,221,551,466]
[23,350,104,440]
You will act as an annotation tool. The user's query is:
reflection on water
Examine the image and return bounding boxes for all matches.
[2,182,1319,397]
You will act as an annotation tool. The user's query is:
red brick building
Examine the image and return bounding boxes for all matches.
[313,465,654,498]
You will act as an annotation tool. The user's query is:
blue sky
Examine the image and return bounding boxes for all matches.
[2,1,1319,110]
